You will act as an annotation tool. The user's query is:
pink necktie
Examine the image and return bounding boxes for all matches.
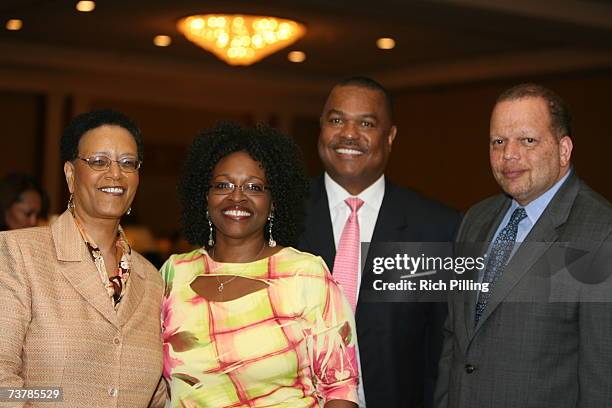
[332,197,364,312]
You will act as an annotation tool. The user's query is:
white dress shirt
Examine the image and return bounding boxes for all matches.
[324,172,386,407]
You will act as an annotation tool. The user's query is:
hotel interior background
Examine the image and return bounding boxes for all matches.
[1,0,611,252]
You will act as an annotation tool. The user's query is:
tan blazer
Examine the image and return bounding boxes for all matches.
[0,211,166,407]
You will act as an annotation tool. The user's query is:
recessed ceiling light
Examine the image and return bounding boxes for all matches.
[5,19,23,31]
[153,35,172,47]
[376,37,396,50]
[288,51,306,63]
[76,1,96,13]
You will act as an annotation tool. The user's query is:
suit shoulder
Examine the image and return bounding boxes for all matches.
[570,183,612,235]
[0,225,52,240]
[463,194,507,221]
[304,176,325,206]
[0,226,53,250]
[576,183,612,219]
[388,184,461,221]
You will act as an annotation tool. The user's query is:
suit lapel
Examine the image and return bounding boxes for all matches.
[117,254,145,326]
[369,183,408,243]
[473,217,558,332]
[52,211,120,328]
[463,198,510,340]
[301,176,336,269]
[471,173,580,335]
[357,182,409,309]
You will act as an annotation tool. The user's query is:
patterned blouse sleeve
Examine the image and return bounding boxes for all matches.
[300,256,359,404]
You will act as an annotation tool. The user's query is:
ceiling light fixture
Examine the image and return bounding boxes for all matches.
[288,51,306,63]
[153,35,172,47]
[76,1,96,13]
[376,37,396,50]
[5,19,23,31]
[177,14,306,66]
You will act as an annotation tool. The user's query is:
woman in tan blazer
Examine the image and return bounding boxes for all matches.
[0,110,165,407]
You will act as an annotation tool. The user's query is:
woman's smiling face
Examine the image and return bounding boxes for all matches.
[64,124,140,223]
[207,151,272,243]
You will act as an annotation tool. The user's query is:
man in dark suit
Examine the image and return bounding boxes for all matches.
[435,83,612,407]
[298,77,461,408]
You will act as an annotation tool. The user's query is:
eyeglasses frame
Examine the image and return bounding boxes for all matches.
[77,155,142,173]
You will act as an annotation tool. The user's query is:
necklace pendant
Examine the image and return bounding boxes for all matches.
[218,283,224,292]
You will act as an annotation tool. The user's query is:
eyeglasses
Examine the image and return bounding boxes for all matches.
[77,155,142,173]
[208,181,270,196]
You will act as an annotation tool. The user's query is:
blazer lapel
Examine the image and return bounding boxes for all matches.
[52,211,119,328]
[369,187,407,243]
[370,181,412,243]
[472,173,580,334]
[301,176,336,269]
[357,182,409,310]
[473,218,558,332]
[116,254,145,326]
[463,198,510,340]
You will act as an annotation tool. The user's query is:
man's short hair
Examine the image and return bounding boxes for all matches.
[496,83,572,139]
[334,76,395,122]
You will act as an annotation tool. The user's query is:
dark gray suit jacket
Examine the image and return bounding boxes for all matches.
[435,172,612,408]
[299,175,461,408]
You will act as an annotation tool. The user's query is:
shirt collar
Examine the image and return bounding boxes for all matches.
[324,172,385,210]
[509,169,572,225]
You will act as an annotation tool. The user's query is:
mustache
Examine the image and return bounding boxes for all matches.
[329,139,367,151]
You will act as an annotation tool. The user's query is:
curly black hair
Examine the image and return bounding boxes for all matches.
[60,109,143,163]
[180,122,309,248]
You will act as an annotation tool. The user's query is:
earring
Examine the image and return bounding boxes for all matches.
[268,213,276,248]
[67,193,75,212]
[126,207,132,215]
[207,211,214,247]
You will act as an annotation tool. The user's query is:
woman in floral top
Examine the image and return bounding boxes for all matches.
[161,122,359,407]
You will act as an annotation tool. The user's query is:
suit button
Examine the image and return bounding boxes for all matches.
[465,364,476,374]
[108,387,118,397]
[113,337,120,345]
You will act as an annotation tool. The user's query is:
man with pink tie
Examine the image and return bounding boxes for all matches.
[298,77,461,408]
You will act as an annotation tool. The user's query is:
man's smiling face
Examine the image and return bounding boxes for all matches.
[318,85,396,194]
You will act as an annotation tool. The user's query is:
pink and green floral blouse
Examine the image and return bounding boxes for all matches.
[161,247,359,407]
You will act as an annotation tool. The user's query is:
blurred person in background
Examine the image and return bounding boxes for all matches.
[0,172,48,231]
[0,110,166,407]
